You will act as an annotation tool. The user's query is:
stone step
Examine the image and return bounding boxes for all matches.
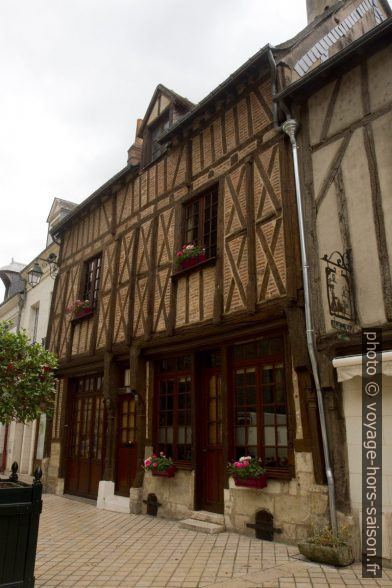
[179,518,225,534]
[104,495,130,514]
[190,510,225,526]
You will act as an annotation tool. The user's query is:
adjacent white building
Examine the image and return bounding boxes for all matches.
[0,198,76,478]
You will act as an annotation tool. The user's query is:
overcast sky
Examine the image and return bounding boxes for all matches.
[0,0,376,301]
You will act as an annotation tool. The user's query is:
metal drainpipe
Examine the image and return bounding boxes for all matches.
[268,41,338,534]
[281,118,338,535]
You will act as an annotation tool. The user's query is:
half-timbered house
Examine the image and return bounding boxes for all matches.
[273,0,391,563]
[44,0,391,543]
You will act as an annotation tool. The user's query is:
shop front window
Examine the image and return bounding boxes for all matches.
[155,356,192,464]
[232,335,289,471]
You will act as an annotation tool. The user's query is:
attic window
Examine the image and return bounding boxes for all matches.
[147,111,170,164]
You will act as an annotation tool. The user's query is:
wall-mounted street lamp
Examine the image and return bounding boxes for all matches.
[27,253,59,287]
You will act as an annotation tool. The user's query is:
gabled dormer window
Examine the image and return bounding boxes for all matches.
[148,111,170,162]
[138,85,194,168]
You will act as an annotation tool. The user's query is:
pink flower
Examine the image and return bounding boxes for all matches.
[152,454,157,458]
[176,251,182,257]
[152,462,158,468]
[234,462,242,469]
[242,461,250,468]
[144,458,152,468]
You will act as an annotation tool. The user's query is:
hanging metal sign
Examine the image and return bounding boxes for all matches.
[321,250,355,333]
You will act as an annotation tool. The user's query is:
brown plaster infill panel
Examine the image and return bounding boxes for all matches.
[372,111,392,305]
[363,124,392,321]
[341,127,387,324]
[327,66,363,139]
[366,44,392,114]
[314,133,351,212]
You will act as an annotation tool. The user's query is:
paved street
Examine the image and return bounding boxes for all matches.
[35,495,392,588]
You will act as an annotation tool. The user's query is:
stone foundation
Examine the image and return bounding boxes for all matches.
[141,469,195,520]
[224,452,329,543]
[139,451,333,545]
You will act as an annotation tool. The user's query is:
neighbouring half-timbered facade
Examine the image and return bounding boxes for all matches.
[43,18,378,541]
[275,0,391,563]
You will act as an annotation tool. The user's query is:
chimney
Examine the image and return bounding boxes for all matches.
[127,119,143,166]
[306,0,340,23]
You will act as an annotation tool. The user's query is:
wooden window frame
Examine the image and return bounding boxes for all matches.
[153,357,193,468]
[175,184,219,277]
[229,335,294,479]
[143,109,171,167]
[81,254,102,310]
[182,184,218,259]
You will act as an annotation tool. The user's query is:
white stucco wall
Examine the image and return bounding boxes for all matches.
[342,375,392,563]
[0,245,58,475]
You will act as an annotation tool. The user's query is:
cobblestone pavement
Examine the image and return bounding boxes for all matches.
[35,495,392,588]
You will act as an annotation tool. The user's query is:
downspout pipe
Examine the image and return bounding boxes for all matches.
[282,118,338,535]
[267,47,338,534]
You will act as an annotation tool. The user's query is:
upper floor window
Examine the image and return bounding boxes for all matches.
[149,112,170,162]
[142,111,171,167]
[183,185,218,258]
[30,304,40,343]
[82,255,102,309]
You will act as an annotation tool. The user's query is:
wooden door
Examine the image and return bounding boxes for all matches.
[65,375,105,499]
[115,395,137,497]
[200,368,224,513]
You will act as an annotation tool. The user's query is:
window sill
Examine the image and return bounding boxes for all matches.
[265,468,292,481]
[172,462,193,471]
[70,310,94,324]
[171,256,216,280]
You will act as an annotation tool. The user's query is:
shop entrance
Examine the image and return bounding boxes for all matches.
[198,352,224,513]
[64,375,105,499]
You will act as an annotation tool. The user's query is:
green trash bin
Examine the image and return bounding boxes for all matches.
[0,463,43,588]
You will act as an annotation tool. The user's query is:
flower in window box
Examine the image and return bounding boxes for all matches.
[175,243,206,270]
[227,456,267,488]
[143,452,176,477]
[66,299,93,319]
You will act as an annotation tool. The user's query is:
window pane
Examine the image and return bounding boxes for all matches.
[236,426,246,447]
[248,426,257,445]
[264,426,275,445]
[277,426,288,446]
[262,365,274,385]
[265,446,277,467]
[263,387,274,403]
[278,447,288,466]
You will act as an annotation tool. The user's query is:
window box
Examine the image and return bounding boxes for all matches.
[180,254,207,270]
[233,474,268,489]
[151,465,176,478]
[172,255,216,280]
[71,307,94,322]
